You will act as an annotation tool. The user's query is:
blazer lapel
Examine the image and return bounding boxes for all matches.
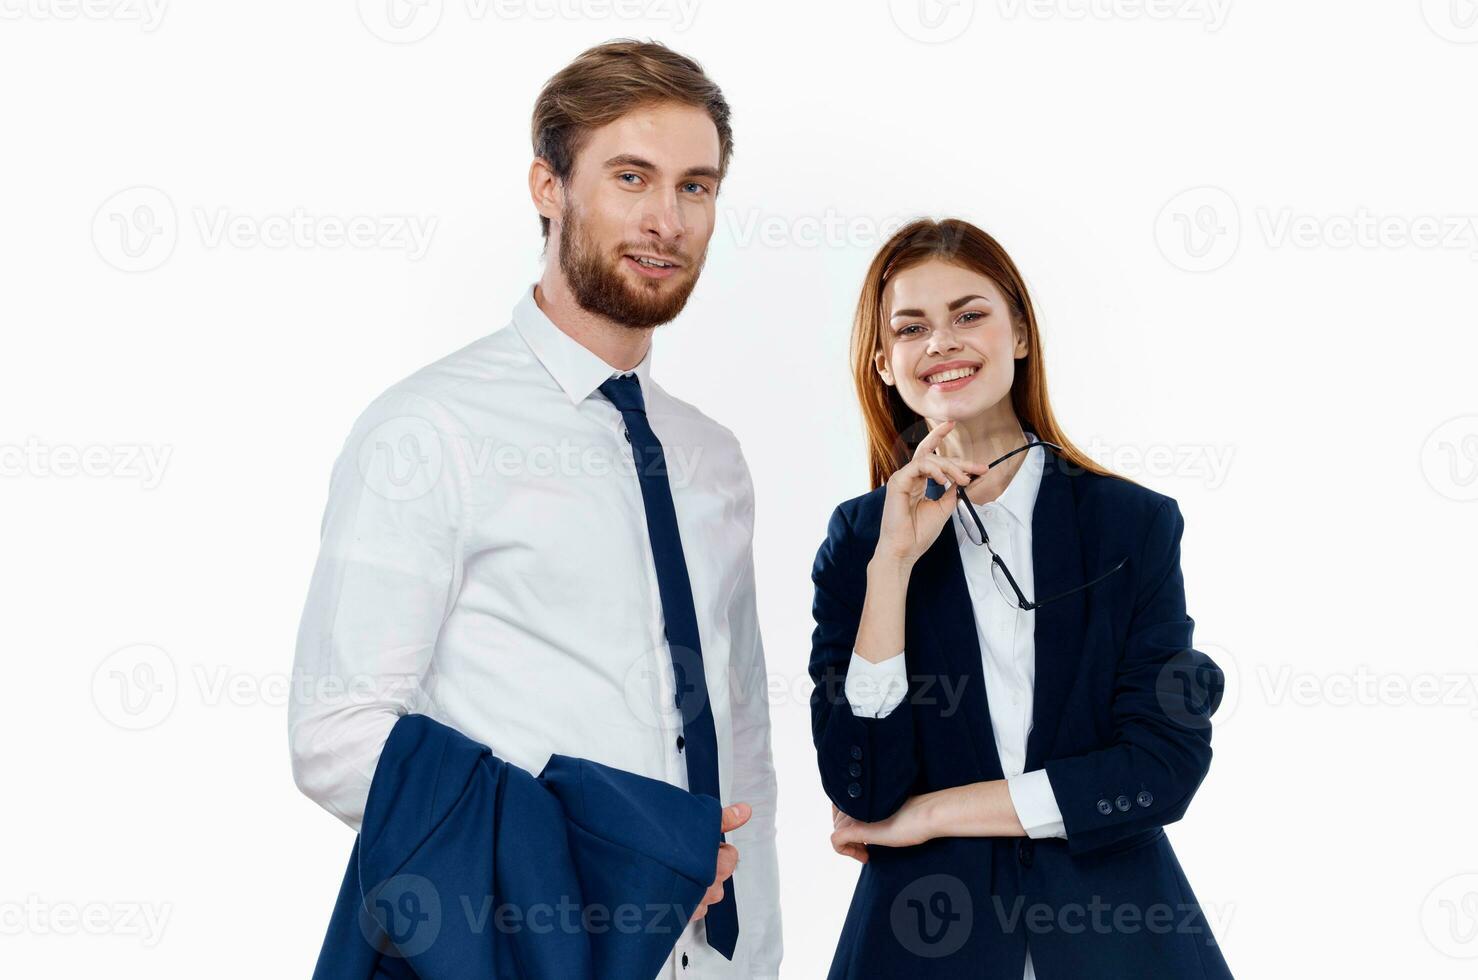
[910,511,1006,783]
[1024,449,1089,772]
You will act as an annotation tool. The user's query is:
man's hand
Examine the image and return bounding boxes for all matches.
[691,803,750,921]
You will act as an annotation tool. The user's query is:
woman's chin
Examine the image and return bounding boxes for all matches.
[921,393,990,422]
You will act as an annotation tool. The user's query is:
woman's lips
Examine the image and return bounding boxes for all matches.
[921,364,981,391]
[928,372,977,392]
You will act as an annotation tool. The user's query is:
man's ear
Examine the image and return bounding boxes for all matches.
[529,157,562,229]
[873,349,895,386]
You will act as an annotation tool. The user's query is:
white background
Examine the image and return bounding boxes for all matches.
[3,0,1477,976]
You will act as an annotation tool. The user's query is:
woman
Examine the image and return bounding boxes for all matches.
[809,218,1232,978]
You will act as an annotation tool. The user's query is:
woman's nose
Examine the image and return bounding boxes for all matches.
[926,326,962,355]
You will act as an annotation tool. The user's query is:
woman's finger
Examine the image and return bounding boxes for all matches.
[911,418,956,461]
[921,456,973,488]
[939,456,992,476]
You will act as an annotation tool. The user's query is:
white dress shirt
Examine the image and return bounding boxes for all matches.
[290,285,781,979]
[842,431,1063,980]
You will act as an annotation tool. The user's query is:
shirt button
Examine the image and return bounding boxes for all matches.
[681,952,689,968]
[623,427,631,443]
[847,782,862,798]
[676,735,685,752]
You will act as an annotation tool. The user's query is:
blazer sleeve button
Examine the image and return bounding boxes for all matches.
[850,745,863,760]
[1115,795,1131,812]
[848,762,862,777]
[1096,799,1114,816]
[1136,791,1153,808]
[847,782,862,798]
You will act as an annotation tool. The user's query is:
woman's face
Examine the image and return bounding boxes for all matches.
[875,259,1027,424]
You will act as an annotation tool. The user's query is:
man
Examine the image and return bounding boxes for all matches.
[289,40,781,978]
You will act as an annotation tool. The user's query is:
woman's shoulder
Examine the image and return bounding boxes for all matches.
[828,485,888,535]
[1070,466,1184,532]
[812,485,888,566]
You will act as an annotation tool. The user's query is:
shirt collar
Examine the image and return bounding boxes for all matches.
[988,430,1044,528]
[510,284,655,404]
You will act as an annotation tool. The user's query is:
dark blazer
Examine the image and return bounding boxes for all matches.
[810,442,1232,979]
[311,714,721,980]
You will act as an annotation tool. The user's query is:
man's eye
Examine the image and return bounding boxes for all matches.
[682,182,709,195]
[618,173,643,185]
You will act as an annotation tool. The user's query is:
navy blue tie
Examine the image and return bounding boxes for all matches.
[598,371,739,960]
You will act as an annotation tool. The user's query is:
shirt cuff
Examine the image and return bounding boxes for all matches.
[1007,768,1068,840]
[843,651,908,719]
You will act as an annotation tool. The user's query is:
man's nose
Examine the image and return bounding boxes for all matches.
[637,189,686,244]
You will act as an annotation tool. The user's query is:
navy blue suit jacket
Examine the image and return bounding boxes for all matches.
[311,714,721,979]
[810,447,1233,979]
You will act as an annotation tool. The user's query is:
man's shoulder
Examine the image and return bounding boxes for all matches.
[350,323,539,433]
[385,323,528,403]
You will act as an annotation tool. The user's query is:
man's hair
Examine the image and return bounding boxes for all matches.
[531,39,733,240]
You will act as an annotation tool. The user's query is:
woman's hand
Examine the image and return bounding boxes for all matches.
[876,419,988,567]
[830,793,942,862]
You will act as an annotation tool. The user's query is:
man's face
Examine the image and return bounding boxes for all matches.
[553,101,721,329]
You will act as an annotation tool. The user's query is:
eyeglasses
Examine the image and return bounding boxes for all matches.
[955,439,1128,611]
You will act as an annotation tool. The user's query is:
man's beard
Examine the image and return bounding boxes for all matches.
[558,201,705,330]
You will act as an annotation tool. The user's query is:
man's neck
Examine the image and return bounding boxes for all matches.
[534,273,652,372]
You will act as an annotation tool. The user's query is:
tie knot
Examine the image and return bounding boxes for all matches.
[598,372,646,415]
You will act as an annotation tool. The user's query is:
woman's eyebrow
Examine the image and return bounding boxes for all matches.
[890,294,990,319]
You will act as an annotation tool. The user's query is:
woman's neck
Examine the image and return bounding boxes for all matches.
[931,407,1030,504]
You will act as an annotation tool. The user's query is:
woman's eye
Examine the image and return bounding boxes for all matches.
[958,311,984,324]
[896,324,925,337]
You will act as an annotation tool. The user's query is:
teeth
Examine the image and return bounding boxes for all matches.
[926,366,977,384]
[634,256,674,268]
